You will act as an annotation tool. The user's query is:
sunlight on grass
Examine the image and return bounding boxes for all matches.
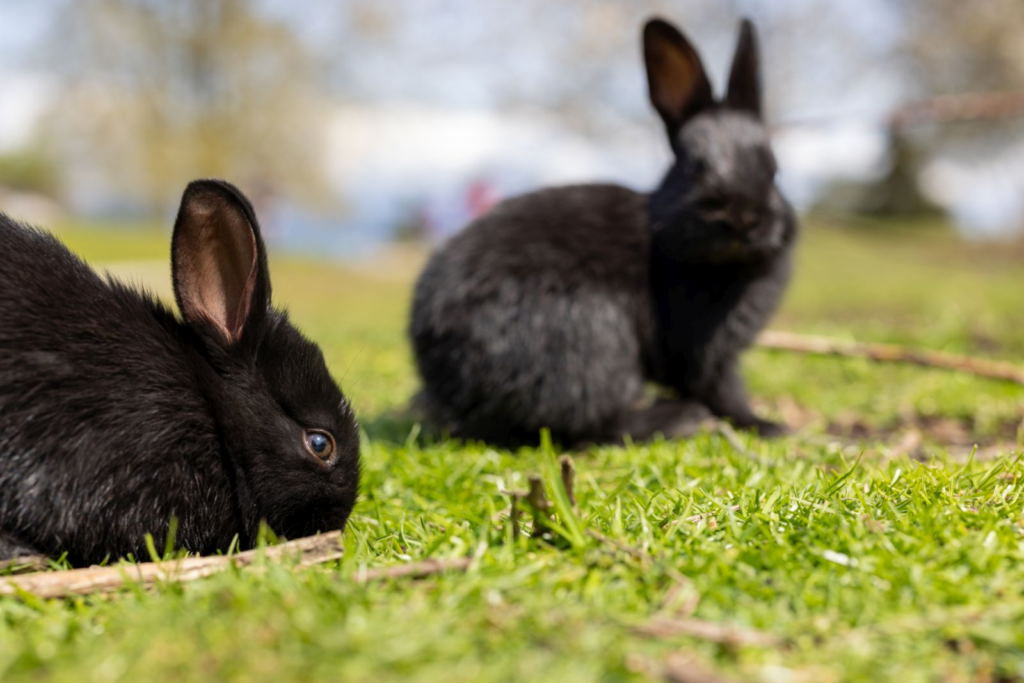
[3,219,1024,682]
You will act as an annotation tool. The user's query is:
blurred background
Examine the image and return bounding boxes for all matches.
[1,0,1023,257]
[1,0,1024,438]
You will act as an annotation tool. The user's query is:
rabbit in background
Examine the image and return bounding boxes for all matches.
[0,180,361,565]
[410,17,797,447]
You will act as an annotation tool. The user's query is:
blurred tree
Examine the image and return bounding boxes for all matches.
[856,0,1024,217]
[323,0,868,137]
[899,0,1024,96]
[46,0,331,215]
[0,149,58,196]
[325,0,734,136]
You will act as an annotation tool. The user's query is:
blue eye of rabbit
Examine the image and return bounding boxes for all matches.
[303,430,336,461]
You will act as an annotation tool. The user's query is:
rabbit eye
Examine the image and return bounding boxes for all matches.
[303,430,336,461]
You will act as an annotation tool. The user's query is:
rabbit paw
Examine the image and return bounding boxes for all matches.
[746,418,789,438]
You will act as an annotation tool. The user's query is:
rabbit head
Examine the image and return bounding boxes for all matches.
[171,180,360,541]
[643,18,794,264]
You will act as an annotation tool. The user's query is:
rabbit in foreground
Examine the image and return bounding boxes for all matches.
[0,180,360,564]
[410,17,797,447]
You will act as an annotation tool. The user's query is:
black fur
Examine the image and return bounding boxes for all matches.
[0,180,360,564]
[410,18,797,447]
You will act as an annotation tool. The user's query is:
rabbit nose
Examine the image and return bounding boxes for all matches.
[734,209,761,232]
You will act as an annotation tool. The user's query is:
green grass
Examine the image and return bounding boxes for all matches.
[4,218,1024,682]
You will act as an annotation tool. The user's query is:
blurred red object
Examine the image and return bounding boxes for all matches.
[466,179,498,219]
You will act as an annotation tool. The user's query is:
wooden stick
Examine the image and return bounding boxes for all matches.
[510,494,522,539]
[774,90,1024,131]
[634,616,781,648]
[559,455,577,508]
[757,330,1024,385]
[660,568,700,618]
[888,90,1024,128]
[352,557,473,583]
[629,653,740,683]
[0,537,474,600]
[0,532,345,600]
[526,474,553,538]
[663,653,741,683]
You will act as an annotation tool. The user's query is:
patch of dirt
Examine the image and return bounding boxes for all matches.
[764,396,1024,461]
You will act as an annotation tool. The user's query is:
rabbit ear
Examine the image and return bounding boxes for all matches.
[172,180,270,345]
[643,18,713,136]
[726,19,762,118]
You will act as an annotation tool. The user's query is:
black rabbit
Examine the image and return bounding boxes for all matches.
[0,180,360,564]
[410,17,797,447]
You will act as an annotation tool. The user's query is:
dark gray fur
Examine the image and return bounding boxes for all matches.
[410,17,797,447]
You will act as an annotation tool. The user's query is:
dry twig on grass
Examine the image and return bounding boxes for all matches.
[352,557,473,583]
[888,90,1024,128]
[757,330,1024,385]
[659,568,700,618]
[560,455,577,508]
[0,531,345,600]
[663,653,742,683]
[0,533,475,601]
[497,487,526,538]
[509,494,521,539]
[634,616,781,649]
[526,474,554,538]
[626,653,740,683]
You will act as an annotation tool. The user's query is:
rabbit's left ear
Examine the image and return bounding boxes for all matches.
[172,180,271,346]
[726,19,762,119]
[643,18,714,136]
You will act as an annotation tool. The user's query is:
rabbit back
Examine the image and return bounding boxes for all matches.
[410,184,657,445]
[0,216,236,561]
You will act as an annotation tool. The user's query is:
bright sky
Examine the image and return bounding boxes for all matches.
[1,1,1020,238]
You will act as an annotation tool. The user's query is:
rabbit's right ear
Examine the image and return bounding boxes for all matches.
[172,180,271,347]
[725,19,762,118]
[643,18,713,138]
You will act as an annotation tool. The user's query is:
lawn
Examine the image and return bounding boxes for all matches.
[2,217,1024,682]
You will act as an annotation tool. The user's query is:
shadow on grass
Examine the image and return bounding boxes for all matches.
[360,408,425,445]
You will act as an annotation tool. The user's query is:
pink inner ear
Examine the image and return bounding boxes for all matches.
[175,190,258,343]
[648,41,701,117]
